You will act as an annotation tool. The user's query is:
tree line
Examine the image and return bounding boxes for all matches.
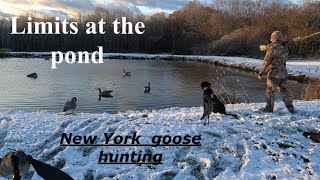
[0,0,319,58]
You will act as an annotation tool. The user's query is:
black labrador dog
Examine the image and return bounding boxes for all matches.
[200,81,226,124]
[200,81,237,124]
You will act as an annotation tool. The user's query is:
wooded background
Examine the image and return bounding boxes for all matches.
[0,0,319,58]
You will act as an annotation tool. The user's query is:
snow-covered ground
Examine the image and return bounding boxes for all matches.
[105,53,320,79]
[1,100,319,179]
[6,52,320,80]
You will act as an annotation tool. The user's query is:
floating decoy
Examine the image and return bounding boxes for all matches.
[0,149,73,180]
[26,72,38,78]
[123,69,131,76]
[98,88,113,100]
[144,83,151,93]
[303,132,320,143]
[62,97,77,114]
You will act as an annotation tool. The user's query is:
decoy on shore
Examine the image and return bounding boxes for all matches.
[98,88,113,100]
[303,132,320,143]
[26,72,38,78]
[144,83,151,93]
[0,150,29,180]
[0,149,73,180]
[62,97,77,114]
[123,69,131,76]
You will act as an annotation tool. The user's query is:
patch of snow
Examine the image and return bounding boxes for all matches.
[0,100,319,179]
[7,52,320,79]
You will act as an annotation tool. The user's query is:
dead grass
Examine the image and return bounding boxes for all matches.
[302,80,320,100]
[0,48,11,53]
[211,71,250,104]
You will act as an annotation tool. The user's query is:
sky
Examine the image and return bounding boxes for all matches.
[0,0,211,18]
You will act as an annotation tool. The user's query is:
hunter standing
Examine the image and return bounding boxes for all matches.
[258,31,295,113]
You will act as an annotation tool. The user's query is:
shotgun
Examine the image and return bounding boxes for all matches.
[259,31,320,51]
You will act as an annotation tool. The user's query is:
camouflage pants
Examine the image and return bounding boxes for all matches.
[266,77,293,110]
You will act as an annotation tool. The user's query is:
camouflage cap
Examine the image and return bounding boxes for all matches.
[271,31,285,43]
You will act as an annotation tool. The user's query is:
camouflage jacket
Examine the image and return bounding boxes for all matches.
[259,43,289,79]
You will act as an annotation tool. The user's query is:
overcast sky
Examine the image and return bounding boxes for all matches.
[0,0,211,18]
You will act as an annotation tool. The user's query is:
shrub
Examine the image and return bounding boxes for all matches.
[302,80,320,100]
[0,48,11,53]
[211,71,250,104]
[211,26,270,57]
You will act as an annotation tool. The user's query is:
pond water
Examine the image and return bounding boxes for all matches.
[0,58,305,113]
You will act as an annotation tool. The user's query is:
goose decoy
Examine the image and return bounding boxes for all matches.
[303,132,320,143]
[98,88,113,100]
[0,149,73,180]
[62,97,77,114]
[0,150,29,180]
[26,72,38,78]
[123,69,131,76]
[144,83,151,93]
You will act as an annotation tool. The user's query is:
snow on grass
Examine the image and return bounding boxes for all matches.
[6,52,320,79]
[108,53,320,79]
[0,100,319,179]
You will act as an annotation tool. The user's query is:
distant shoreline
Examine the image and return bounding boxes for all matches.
[1,52,319,83]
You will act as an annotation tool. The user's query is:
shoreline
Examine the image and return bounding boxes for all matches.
[1,52,319,83]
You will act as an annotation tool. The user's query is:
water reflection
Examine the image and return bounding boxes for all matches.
[0,58,305,113]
